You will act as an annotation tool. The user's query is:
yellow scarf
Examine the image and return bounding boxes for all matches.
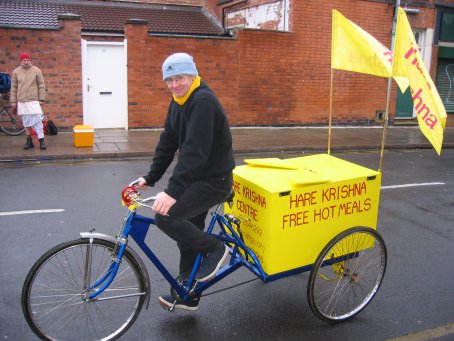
[173,76,201,105]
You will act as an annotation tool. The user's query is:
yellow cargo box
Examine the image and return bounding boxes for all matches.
[224,153,381,275]
[73,124,94,147]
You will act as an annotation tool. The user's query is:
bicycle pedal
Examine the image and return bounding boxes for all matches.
[159,298,176,312]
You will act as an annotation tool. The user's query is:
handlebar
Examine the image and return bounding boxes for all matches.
[122,179,156,209]
[128,179,141,187]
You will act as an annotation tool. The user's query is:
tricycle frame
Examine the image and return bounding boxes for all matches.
[22,191,387,340]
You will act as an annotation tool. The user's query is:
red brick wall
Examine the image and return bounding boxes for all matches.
[235,29,294,124]
[126,21,239,127]
[290,0,395,125]
[0,15,83,128]
[125,0,401,127]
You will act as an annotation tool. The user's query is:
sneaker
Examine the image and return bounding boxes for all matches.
[170,273,190,300]
[159,294,200,311]
[196,243,229,282]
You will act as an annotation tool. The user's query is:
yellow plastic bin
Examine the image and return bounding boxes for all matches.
[224,153,381,275]
[73,124,94,147]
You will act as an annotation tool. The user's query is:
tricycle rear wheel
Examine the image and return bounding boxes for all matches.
[307,227,387,323]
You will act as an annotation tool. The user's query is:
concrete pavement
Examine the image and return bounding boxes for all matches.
[1,126,454,161]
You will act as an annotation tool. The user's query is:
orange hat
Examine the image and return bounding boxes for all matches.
[20,53,30,61]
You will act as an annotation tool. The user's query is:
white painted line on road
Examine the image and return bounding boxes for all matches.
[0,182,446,216]
[0,209,65,216]
[384,322,454,341]
[381,182,445,190]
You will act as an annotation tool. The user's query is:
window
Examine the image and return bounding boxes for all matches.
[440,11,454,42]
[436,51,454,113]
[435,7,454,44]
[435,7,454,113]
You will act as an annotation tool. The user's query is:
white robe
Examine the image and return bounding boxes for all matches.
[18,101,44,138]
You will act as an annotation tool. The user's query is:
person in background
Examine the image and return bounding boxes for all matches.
[10,52,47,150]
[136,52,235,311]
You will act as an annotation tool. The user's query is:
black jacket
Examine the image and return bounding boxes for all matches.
[143,81,235,199]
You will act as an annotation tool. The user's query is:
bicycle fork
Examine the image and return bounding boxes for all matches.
[80,230,152,308]
[79,229,128,303]
[82,239,93,301]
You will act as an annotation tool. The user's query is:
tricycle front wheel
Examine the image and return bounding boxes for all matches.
[307,227,387,323]
[22,238,146,340]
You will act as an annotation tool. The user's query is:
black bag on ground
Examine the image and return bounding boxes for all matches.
[0,73,11,94]
[47,119,58,135]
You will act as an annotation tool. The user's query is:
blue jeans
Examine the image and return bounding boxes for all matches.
[154,174,233,275]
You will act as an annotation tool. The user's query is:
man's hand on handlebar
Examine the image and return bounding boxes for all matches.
[135,177,148,191]
[131,178,175,214]
[152,192,176,216]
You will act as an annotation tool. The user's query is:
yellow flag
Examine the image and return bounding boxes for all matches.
[331,10,408,89]
[393,7,447,155]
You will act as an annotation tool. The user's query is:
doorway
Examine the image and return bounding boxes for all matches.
[82,41,128,128]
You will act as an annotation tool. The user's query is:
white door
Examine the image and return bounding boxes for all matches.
[82,41,127,128]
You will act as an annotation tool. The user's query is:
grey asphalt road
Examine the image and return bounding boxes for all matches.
[1,149,453,340]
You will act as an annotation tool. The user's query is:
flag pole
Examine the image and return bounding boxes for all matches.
[328,68,333,155]
[379,79,392,172]
[379,0,400,172]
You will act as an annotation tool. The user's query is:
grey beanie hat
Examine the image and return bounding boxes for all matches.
[162,53,198,80]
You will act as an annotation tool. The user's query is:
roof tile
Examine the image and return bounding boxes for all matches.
[0,0,224,35]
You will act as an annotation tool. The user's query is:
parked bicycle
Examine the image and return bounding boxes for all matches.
[22,180,387,340]
[0,93,25,136]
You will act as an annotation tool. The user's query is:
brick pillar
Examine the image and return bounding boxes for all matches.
[56,13,83,127]
[125,19,149,128]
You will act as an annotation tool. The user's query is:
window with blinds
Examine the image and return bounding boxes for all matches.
[436,58,454,113]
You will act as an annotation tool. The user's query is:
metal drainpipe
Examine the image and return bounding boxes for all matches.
[283,0,288,31]
[384,0,401,125]
[379,0,402,171]
[385,0,401,115]
[391,0,401,50]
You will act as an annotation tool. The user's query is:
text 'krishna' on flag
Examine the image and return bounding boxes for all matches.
[393,7,447,155]
[331,10,407,89]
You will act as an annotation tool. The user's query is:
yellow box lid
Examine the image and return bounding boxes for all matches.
[244,158,298,170]
[235,154,379,193]
[73,124,94,132]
